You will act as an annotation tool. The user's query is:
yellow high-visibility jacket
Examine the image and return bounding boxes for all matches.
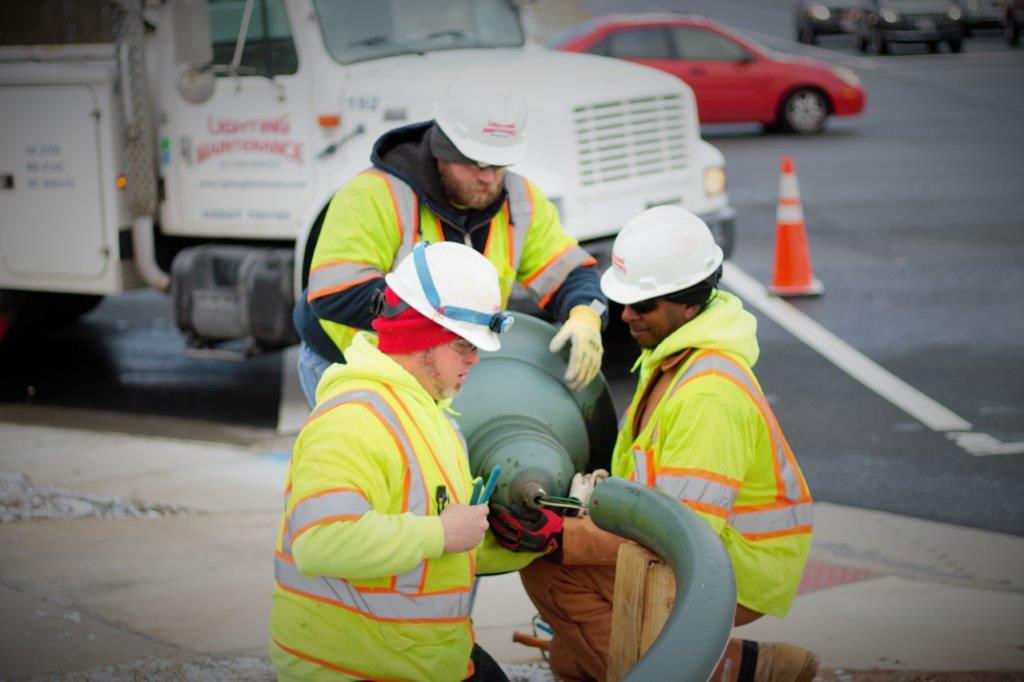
[269,333,538,681]
[611,292,813,617]
[305,169,595,356]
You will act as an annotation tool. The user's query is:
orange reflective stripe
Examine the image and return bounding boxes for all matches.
[285,487,371,548]
[523,244,597,308]
[506,173,534,270]
[365,170,406,245]
[307,260,383,300]
[673,350,810,503]
[273,637,405,682]
[729,501,813,540]
[659,467,742,489]
[683,499,730,519]
[275,553,472,622]
[384,385,469,505]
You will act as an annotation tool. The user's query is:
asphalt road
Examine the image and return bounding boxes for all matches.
[1,1,1022,536]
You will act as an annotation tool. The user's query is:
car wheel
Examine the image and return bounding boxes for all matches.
[781,89,829,135]
[1006,20,1021,46]
[796,24,809,43]
[857,33,870,52]
[808,30,818,45]
[873,29,890,54]
[927,40,940,53]
[948,36,963,52]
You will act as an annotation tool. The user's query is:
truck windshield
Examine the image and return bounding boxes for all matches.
[313,0,525,64]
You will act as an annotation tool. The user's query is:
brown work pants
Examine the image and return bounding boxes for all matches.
[520,517,751,682]
[520,558,617,682]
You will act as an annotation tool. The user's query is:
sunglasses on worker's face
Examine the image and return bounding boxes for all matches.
[626,297,661,315]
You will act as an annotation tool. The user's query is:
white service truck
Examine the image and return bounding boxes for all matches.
[0,0,735,351]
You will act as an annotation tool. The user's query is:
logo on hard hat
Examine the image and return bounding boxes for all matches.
[612,253,627,274]
[482,120,517,138]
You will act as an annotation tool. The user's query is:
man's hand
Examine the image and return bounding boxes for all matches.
[440,504,489,553]
[568,469,609,514]
[488,503,563,553]
[549,304,604,391]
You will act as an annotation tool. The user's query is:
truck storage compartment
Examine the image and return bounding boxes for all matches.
[171,245,297,349]
[0,64,122,291]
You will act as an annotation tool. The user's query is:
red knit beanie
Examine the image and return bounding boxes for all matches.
[372,286,460,353]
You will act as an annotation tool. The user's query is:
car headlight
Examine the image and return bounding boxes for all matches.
[967,0,979,10]
[880,7,900,22]
[948,5,963,19]
[810,4,831,20]
[704,166,726,197]
[832,65,862,88]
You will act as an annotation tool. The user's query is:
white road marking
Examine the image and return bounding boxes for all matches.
[722,262,1023,456]
[277,344,308,435]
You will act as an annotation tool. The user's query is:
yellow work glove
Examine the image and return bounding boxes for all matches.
[549,304,604,391]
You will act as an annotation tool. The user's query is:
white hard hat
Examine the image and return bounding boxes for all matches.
[600,206,724,305]
[385,242,514,351]
[433,70,527,167]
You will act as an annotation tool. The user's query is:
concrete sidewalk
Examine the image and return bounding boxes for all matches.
[1,416,1022,680]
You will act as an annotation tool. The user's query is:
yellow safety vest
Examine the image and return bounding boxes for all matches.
[613,342,813,616]
[306,170,593,354]
[270,334,536,680]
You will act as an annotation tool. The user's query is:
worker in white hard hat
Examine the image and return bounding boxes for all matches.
[270,242,540,681]
[502,206,819,682]
[293,68,607,407]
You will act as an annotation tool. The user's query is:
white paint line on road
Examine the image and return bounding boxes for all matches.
[277,344,308,435]
[722,262,974,422]
[723,263,1024,456]
[947,431,1024,457]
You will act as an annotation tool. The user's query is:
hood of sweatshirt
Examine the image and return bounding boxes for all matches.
[370,121,507,235]
[633,291,760,376]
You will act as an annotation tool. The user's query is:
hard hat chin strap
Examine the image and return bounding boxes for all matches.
[412,242,514,334]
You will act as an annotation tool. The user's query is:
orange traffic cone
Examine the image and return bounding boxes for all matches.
[769,156,823,296]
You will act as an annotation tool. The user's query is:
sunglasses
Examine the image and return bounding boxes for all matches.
[449,338,478,355]
[626,297,661,315]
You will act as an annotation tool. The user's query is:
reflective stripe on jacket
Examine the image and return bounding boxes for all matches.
[610,292,812,617]
[307,170,594,354]
[270,333,536,681]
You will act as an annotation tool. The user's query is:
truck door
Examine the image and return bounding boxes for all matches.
[166,0,312,239]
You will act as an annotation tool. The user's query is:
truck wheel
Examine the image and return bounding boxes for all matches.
[781,89,829,135]
[948,37,963,52]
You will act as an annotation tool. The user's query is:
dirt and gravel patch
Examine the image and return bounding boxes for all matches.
[25,655,1024,682]
[0,470,189,522]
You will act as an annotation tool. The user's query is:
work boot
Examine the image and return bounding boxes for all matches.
[752,640,819,682]
[711,639,818,682]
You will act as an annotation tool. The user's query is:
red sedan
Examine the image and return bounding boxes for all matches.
[550,13,866,135]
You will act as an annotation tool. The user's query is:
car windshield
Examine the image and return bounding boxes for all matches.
[313,0,524,65]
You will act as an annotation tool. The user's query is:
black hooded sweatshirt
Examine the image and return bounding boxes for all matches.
[294,121,604,363]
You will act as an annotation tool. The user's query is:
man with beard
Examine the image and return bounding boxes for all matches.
[270,242,539,681]
[293,70,606,407]
[492,206,818,682]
